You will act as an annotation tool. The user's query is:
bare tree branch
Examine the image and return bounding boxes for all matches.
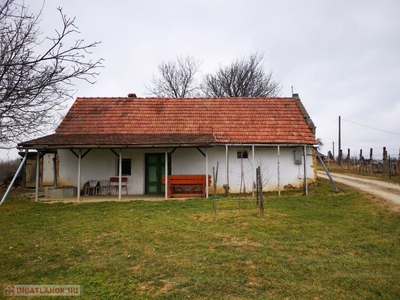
[146,55,201,98]
[0,0,103,148]
[201,52,281,98]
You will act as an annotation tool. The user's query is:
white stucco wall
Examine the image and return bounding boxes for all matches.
[42,153,55,186]
[57,148,156,194]
[55,145,315,195]
[202,146,315,193]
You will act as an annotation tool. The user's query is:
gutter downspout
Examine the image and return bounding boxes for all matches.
[35,151,40,201]
[0,150,28,205]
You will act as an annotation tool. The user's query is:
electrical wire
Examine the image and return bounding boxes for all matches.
[342,118,400,136]
[317,118,337,127]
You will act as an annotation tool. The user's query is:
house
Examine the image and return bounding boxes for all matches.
[18,93,318,200]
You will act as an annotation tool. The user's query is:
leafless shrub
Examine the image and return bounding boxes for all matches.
[146,55,201,98]
[202,52,281,97]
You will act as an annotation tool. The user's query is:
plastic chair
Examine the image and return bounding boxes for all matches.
[96,180,110,195]
[85,180,98,196]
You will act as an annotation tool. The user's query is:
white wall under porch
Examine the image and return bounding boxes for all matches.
[57,148,161,195]
[204,146,315,194]
[55,145,315,195]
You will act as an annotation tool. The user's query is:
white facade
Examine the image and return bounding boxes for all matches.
[42,153,55,186]
[55,145,316,195]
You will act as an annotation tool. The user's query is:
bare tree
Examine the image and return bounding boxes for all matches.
[0,0,103,148]
[146,55,201,98]
[201,52,281,97]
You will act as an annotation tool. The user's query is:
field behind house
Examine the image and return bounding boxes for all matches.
[319,162,400,185]
[1,180,399,299]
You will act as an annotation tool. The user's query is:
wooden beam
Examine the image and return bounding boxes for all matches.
[81,149,91,159]
[69,149,78,158]
[196,147,206,157]
[110,149,119,157]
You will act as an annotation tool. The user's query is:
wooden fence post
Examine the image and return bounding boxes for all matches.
[369,148,373,175]
[347,148,350,170]
[359,149,362,174]
[213,162,219,214]
[383,147,387,177]
[256,167,260,206]
[257,166,264,216]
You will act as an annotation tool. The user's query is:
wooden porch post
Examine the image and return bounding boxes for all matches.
[225,144,229,190]
[206,147,209,198]
[77,149,82,201]
[118,149,122,200]
[165,149,168,199]
[252,145,255,197]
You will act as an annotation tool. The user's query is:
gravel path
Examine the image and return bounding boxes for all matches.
[317,171,400,205]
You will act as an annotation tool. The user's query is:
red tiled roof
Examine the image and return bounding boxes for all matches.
[19,96,317,148]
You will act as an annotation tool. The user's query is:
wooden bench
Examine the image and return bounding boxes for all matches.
[109,177,128,195]
[162,175,212,198]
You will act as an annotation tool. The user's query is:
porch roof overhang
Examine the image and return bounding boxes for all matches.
[17,133,218,150]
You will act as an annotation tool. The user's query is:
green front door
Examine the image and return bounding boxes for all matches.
[145,153,170,194]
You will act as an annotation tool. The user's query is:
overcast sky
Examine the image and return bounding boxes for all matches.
[2,0,399,160]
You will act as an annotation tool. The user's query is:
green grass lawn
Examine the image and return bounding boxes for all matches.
[0,179,399,299]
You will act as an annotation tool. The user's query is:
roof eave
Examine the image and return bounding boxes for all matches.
[18,141,317,150]
[18,143,217,150]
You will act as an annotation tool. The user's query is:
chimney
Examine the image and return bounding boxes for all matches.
[127,93,137,98]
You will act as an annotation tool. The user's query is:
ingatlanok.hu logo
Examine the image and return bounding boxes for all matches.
[4,285,81,296]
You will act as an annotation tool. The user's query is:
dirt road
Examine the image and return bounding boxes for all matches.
[317,171,400,206]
